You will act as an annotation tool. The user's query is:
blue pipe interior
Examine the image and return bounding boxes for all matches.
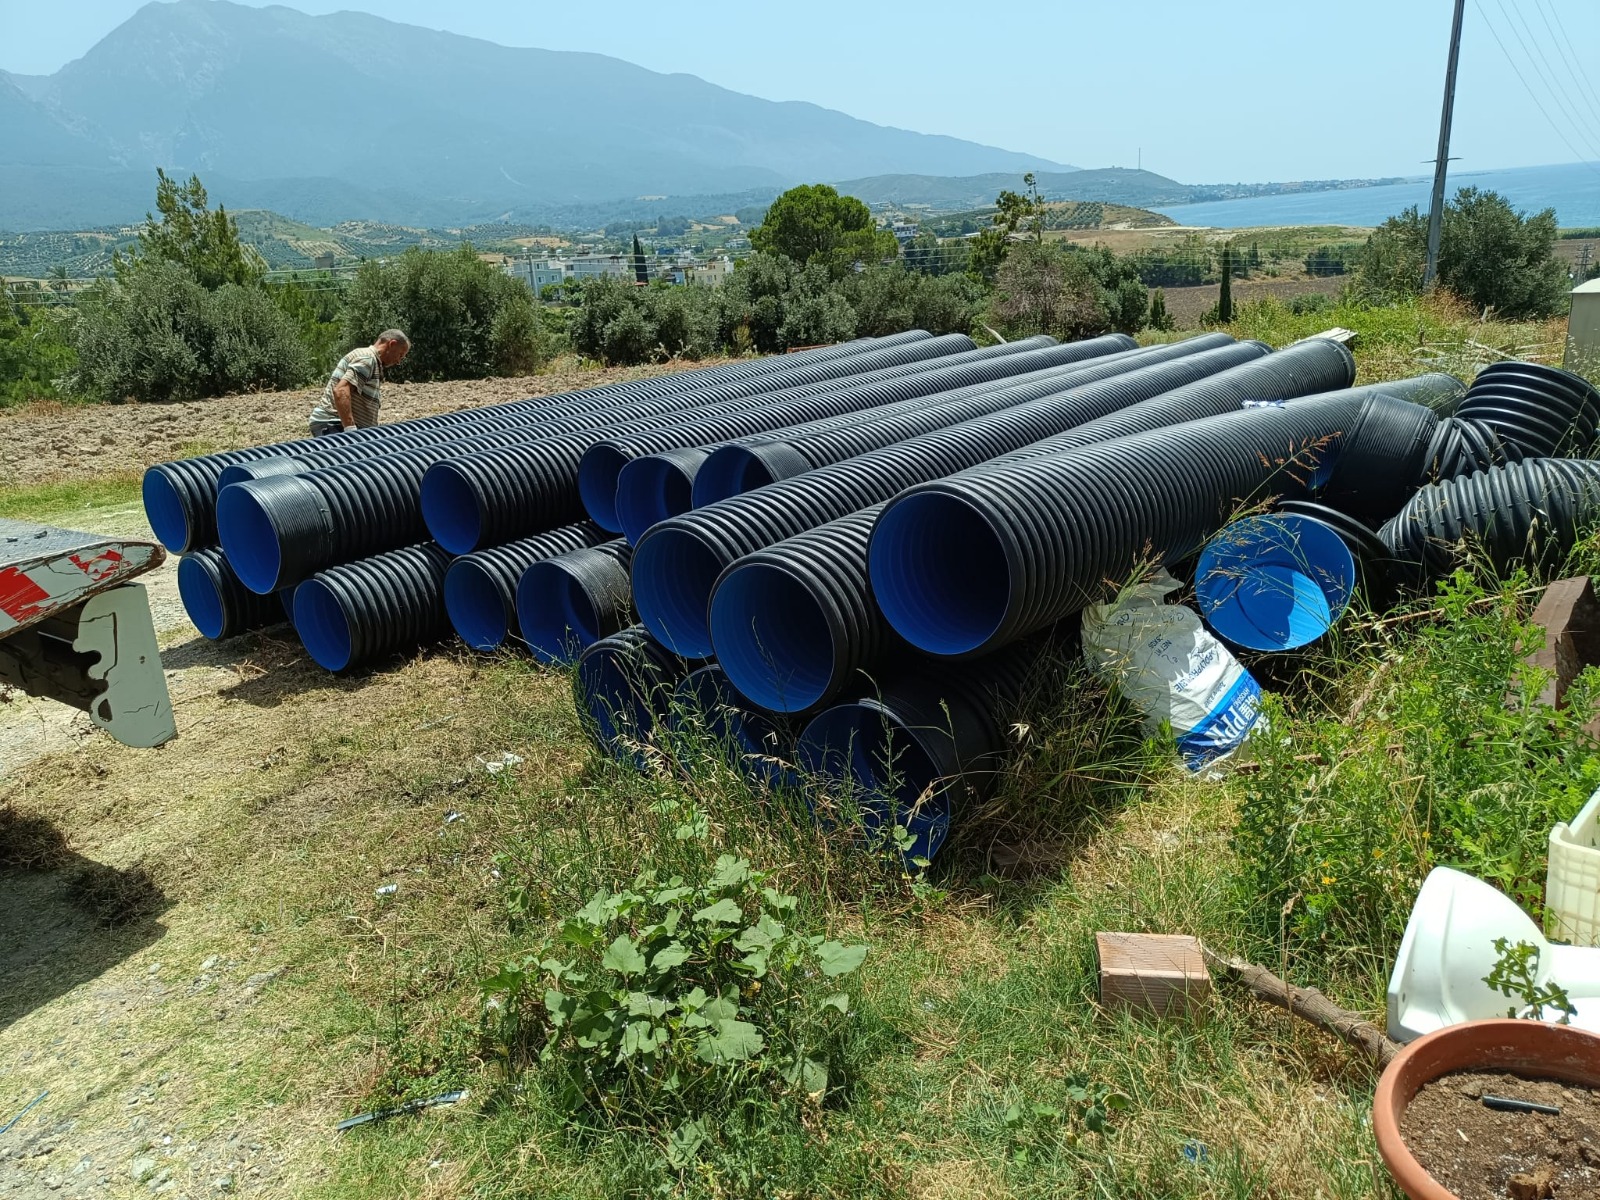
[577,647,654,750]
[577,445,630,532]
[516,560,601,664]
[142,470,191,553]
[293,580,354,671]
[869,491,1011,655]
[176,556,226,639]
[691,447,777,508]
[277,586,297,625]
[631,528,722,658]
[444,559,512,651]
[616,457,695,545]
[674,668,795,789]
[709,562,832,712]
[421,466,486,555]
[215,485,287,595]
[795,704,948,862]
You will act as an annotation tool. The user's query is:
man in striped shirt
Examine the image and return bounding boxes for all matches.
[307,329,411,436]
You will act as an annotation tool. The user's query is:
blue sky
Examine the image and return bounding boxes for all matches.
[5,0,1600,183]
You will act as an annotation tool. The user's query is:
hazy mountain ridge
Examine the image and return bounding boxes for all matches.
[0,0,1076,229]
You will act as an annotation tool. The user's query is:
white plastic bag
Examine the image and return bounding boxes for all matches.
[1081,571,1264,771]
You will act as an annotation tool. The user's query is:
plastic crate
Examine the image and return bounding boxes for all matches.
[1547,785,1600,945]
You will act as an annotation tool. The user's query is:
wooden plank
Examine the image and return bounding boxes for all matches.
[1096,932,1211,1019]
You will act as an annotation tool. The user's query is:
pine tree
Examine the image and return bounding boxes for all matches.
[1218,242,1234,323]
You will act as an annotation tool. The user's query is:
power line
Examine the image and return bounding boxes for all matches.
[1533,0,1600,136]
[1496,0,1600,164]
[1474,0,1600,181]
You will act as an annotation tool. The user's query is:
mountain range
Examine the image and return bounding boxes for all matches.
[0,0,1079,230]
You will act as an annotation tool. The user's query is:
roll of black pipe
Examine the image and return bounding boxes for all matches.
[1416,416,1525,485]
[176,546,284,640]
[635,339,1346,659]
[292,542,453,672]
[141,331,938,554]
[668,663,800,790]
[443,521,610,651]
[595,334,1124,539]
[1377,458,1600,589]
[708,354,1373,714]
[418,335,1002,555]
[690,334,1238,508]
[868,393,1384,659]
[515,539,636,663]
[795,634,1052,863]
[573,625,697,766]
[1458,360,1600,457]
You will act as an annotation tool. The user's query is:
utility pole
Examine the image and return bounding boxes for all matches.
[1424,0,1467,288]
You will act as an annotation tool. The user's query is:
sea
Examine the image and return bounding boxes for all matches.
[1153,161,1600,229]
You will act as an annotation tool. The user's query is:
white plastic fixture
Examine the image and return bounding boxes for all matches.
[1547,785,1600,946]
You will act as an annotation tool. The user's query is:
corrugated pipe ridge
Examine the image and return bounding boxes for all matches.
[573,625,698,765]
[141,331,935,553]
[292,542,453,672]
[177,546,285,640]
[632,338,1291,659]
[443,521,610,651]
[667,663,801,791]
[515,539,637,664]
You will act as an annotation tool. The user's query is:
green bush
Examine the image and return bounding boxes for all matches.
[568,277,722,366]
[268,277,348,373]
[988,242,1149,342]
[1286,291,1334,315]
[340,245,554,380]
[72,260,310,403]
[847,265,981,337]
[0,296,76,407]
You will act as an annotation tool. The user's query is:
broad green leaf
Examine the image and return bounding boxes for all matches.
[574,893,610,926]
[626,991,669,1019]
[680,986,708,1011]
[651,941,690,972]
[796,1056,828,1095]
[652,885,693,906]
[1104,1092,1132,1112]
[601,935,647,976]
[761,887,797,913]
[543,989,575,1028]
[621,1019,664,1058]
[666,1119,707,1170]
[572,1010,618,1049]
[708,855,752,891]
[696,1018,764,1063]
[740,949,769,976]
[693,898,744,925]
[700,988,739,1021]
[559,919,602,948]
[816,940,869,977]
[819,992,850,1014]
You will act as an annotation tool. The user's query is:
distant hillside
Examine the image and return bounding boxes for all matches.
[833,169,1196,210]
[0,0,1074,231]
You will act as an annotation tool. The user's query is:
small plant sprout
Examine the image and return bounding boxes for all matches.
[1483,937,1577,1024]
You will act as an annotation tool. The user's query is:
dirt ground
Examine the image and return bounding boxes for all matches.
[1160,275,1346,327]
[0,358,720,490]
[0,358,712,1199]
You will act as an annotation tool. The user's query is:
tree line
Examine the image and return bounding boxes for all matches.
[0,173,1580,408]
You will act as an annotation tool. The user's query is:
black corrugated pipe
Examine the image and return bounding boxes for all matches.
[689,335,1237,508]
[1456,360,1600,459]
[604,335,1145,537]
[592,335,1117,539]
[1377,459,1600,589]
[795,634,1054,863]
[141,331,937,553]
[416,336,994,557]
[707,346,1371,713]
[1416,416,1525,485]
[442,521,610,651]
[668,664,800,791]
[292,542,453,672]
[177,546,285,640]
[515,540,636,664]
[573,625,698,766]
[1312,391,1439,523]
[1273,499,1400,608]
[868,391,1395,659]
[633,339,1354,660]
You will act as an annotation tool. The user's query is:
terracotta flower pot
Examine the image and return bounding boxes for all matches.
[1373,1018,1600,1200]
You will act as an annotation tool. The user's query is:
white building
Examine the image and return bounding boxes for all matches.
[567,254,631,280]
[687,257,734,287]
[502,257,568,296]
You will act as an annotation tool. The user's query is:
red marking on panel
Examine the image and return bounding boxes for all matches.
[0,566,52,623]
[69,549,124,582]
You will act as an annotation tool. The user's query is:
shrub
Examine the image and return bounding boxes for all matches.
[988,242,1148,341]
[1286,291,1334,315]
[0,296,76,407]
[340,245,553,380]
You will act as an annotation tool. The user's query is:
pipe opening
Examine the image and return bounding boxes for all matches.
[293,580,354,671]
[870,492,1010,655]
[710,562,834,713]
[517,560,602,664]
[577,444,631,532]
[692,447,778,508]
[444,559,512,651]
[142,469,192,552]
[215,485,287,595]
[176,555,226,640]
[616,457,694,545]
[632,528,723,658]
[576,647,653,747]
[421,465,486,555]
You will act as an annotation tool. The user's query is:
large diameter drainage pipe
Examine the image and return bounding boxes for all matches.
[442,521,610,651]
[292,542,453,672]
[141,331,940,554]
[1378,458,1600,588]
[868,393,1393,659]
[591,335,1118,538]
[177,546,285,640]
[1456,360,1600,458]
[692,334,1237,507]
[667,663,800,791]
[633,340,1282,658]
[515,540,636,663]
[795,634,1052,863]
[573,625,698,766]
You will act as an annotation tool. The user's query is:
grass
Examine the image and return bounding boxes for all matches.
[0,474,143,525]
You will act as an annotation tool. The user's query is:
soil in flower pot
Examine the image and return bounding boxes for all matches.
[1398,1068,1600,1199]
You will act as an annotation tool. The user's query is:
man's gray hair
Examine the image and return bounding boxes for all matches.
[377,329,410,348]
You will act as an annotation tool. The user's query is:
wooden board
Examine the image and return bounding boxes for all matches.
[1096,932,1211,1019]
